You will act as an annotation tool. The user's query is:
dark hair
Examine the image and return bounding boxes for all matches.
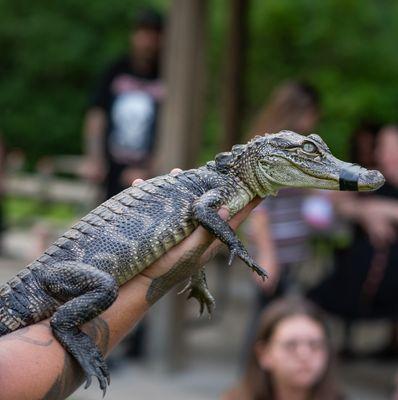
[296,81,320,108]
[235,298,341,400]
[133,8,164,32]
[350,120,382,167]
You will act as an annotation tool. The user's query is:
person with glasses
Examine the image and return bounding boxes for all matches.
[222,297,343,400]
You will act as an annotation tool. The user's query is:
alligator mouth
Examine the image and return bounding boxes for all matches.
[338,163,385,191]
[260,157,384,192]
[259,158,338,189]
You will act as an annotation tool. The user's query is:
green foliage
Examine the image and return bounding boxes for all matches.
[246,0,398,157]
[4,197,77,227]
[0,0,167,162]
[1,0,398,163]
[204,0,398,160]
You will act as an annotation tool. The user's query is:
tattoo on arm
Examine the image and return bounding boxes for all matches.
[84,316,110,355]
[0,322,53,347]
[146,245,207,305]
[42,352,84,400]
[41,317,110,400]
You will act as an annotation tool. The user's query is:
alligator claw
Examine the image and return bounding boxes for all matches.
[178,281,191,296]
[84,375,92,390]
[228,250,236,266]
[180,284,215,316]
[251,263,268,281]
[52,327,110,395]
[228,244,268,280]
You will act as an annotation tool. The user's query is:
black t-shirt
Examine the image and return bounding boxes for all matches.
[90,55,164,167]
[309,181,398,319]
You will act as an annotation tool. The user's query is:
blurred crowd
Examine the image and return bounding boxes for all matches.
[1,4,398,400]
[223,81,398,399]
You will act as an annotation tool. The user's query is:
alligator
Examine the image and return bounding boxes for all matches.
[0,131,385,394]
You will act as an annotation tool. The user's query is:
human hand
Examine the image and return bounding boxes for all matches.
[132,169,262,304]
[359,200,396,247]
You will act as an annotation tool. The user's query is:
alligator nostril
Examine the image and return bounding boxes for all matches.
[374,170,385,187]
[358,169,385,191]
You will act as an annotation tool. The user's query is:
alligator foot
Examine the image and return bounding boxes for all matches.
[53,326,110,395]
[228,244,268,280]
[179,270,215,316]
[42,261,118,395]
[192,198,268,280]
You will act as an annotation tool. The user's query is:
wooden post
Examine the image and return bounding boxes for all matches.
[221,0,249,151]
[154,0,207,173]
[147,0,207,371]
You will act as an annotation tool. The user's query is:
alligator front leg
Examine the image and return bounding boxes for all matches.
[179,269,215,316]
[42,261,118,395]
[193,190,268,279]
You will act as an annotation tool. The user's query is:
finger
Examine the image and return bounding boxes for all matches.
[132,178,144,185]
[133,168,182,185]
[218,206,229,221]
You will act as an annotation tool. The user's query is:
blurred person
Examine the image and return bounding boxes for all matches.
[309,124,398,358]
[82,7,165,361]
[349,121,381,169]
[250,81,320,135]
[222,297,342,400]
[245,81,321,320]
[82,7,165,199]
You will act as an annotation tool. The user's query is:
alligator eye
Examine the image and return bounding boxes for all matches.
[302,142,316,153]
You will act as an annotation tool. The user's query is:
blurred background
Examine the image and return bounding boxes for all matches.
[1,0,398,399]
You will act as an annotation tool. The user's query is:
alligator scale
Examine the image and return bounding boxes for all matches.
[0,131,385,393]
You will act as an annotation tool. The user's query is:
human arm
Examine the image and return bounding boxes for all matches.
[80,107,107,183]
[247,206,279,293]
[0,196,261,400]
[80,62,116,184]
[331,191,397,247]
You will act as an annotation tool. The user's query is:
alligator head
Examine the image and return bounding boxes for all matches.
[219,130,385,197]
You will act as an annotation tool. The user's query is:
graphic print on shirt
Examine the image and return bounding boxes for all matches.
[109,90,155,163]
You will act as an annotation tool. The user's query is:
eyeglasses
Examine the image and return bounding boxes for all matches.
[272,338,327,353]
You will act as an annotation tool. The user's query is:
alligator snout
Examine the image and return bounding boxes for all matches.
[338,163,385,191]
[358,169,385,191]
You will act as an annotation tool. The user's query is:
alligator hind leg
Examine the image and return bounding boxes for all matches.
[179,269,215,316]
[42,261,118,395]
